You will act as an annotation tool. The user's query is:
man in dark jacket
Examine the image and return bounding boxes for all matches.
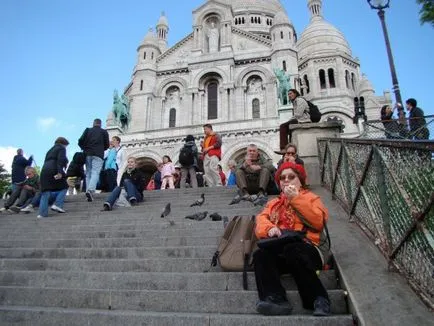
[11,149,33,192]
[406,98,429,140]
[78,118,110,201]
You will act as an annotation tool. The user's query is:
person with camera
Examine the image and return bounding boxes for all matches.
[254,162,330,317]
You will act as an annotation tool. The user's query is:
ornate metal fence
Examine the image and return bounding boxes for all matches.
[317,138,434,307]
[360,115,433,140]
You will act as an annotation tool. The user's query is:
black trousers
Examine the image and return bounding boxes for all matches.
[279,119,299,150]
[104,169,118,192]
[254,241,328,309]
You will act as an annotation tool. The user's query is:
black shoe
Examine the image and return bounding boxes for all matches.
[313,296,331,316]
[85,191,93,202]
[210,212,222,221]
[102,203,111,211]
[9,206,21,213]
[256,295,292,316]
[129,197,137,206]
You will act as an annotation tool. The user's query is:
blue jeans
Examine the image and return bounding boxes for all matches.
[38,189,67,217]
[105,179,142,207]
[86,156,104,192]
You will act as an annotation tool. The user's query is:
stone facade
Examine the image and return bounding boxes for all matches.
[107,0,390,176]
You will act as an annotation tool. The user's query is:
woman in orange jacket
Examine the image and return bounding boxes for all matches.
[254,162,330,316]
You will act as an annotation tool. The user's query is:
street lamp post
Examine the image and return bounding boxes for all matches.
[367,0,403,107]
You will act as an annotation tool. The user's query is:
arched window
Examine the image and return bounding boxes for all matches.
[252,99,260,119]
[319,69,326,89]
[273,33,276,41]
[258,17,261,24]
[140,80,143,91]
[289,32,291,41]
[151,52,154,60]
[169,108,176,128]
[282,60,287,71]
[207,82,218,120]
[328,68,336,88]
[304,75,310,94]
[351,73,356,90]
[345,70,350,89]
[280,31,284,39]
[143,52,146,60]
[251,17,254,23]
[242,17,245,24]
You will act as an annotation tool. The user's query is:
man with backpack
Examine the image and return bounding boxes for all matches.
[78,118,110,202]
[179,135,198,188]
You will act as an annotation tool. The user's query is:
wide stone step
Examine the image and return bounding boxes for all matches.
[0,235,220,249]
[0,306,354,326]
[0,270,338,291]
[0,228,222,240]
[0,258,212,272]
[0,221,225,233]
[0,287,348,314]
[0,246,217,259]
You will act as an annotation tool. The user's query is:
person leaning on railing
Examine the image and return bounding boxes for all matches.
[405,98,430,140]
[380,105,400,139]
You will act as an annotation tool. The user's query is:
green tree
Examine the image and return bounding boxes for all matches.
[417,0,434,27]
[0,163,11,197]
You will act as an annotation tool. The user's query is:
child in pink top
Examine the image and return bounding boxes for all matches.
[160,155,175,189]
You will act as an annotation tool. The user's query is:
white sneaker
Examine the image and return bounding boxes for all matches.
[20,205,35,213]
[51,205,66,213]
[0,207,6,213]
[37,215,47,219]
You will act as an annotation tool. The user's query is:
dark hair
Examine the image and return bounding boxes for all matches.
[55,137,69,146]
[93,119,102,126]
[163,155,172,162]
[203,124,213,130]
[288,88,300,97]
[185,135,195,142]
[380,105,389,116]
[112,136,121,142]
[405,98,417,108]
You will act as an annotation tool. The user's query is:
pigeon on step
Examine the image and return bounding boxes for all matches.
[190,193,205,207]
[161,203,171,218]
[209,212,223,221]
[185,211,208,221]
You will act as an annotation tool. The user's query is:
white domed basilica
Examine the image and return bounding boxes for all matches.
[107,0,390,176]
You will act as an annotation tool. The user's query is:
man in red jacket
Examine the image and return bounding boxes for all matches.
[201,124,222,187]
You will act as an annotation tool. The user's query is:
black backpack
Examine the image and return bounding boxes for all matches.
[179,145,195,167]
[304,99,322,123]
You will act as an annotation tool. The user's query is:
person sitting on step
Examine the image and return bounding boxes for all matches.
[276,143,304,168]
[0,166,40,213]
[234,144,275,203]
[254,162,330,317]
[102,157,146,211]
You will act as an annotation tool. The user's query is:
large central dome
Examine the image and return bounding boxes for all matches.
[209,0,284,14]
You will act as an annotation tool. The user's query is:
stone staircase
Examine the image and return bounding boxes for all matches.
[0,187,354,325]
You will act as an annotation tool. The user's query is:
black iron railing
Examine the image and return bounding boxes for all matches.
[360,115,433,140]
[317,138,434,307]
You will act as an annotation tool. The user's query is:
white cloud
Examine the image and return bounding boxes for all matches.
[37,117,59,132]
[0,146,18,173]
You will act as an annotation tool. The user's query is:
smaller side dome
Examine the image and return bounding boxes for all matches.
[140,28,158,47]
[272,11,292,26]
[157,11,168,27]
[358,74,375,96]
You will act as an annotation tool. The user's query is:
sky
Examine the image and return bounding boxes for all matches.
[0,0,433,172]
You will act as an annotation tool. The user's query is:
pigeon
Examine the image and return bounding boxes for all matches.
[223,216,229,228]
[185,211,208,221]
[209,212,223,221]
[161,203,171,218]
[229,194,242,205]
[190,193,205,207]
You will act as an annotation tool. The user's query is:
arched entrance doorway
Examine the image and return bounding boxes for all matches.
[136,157,158,187]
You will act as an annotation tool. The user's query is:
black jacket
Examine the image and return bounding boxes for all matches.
[40,144,69,192]
[120,168,146,194]
[78,126,110,159]
[409,107,426,133]
[11,154,33,183]
[66,152,86,178]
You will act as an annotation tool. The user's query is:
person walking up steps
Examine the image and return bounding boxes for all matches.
[78,118,110,202]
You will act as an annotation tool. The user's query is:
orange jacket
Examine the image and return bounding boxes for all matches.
[202,132,222,159]
[255,190,328,246]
